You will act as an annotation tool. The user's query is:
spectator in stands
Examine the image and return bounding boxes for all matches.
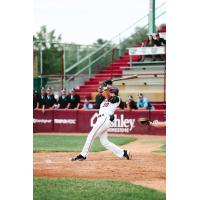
[37,87,47,109]
[154,33,166,61]
[43,87,57,109]
[125,95,137,111]
[67,89,80,109]
[39,87,57,113]
[57,89,70,109]
[141,34,156,61]
[82,96,93,110]
[145,35,155,47]
[137,93,154,110]
[95,86,105,109]
[154,33,166,47]
[33,90,39,109]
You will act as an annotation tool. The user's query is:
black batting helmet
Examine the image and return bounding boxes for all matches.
[109,86,119,96]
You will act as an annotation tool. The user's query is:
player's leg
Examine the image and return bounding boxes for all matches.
[99,131,132,160]
[71,116,110,161]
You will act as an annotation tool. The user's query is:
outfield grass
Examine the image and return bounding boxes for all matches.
[154,144,166,153]
[158,144,166,152]
[33,135,136,152]
[33,178,166,200]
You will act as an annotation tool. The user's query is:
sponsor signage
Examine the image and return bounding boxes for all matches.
[33,110,166,135]
[54,119,76,124]
[128,46,165,55]
[90,113,136,133]
[33,119,52,124]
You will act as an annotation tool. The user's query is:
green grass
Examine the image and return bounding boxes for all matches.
[33,178,166,200]
[154,144,166,153]
[33,135,136,152]
[158,144,166,152]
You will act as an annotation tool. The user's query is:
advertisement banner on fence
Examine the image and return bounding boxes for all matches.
[33,110,166,135]
[53,109,78,132]
[33,110,54,132]
[89,111,150,134]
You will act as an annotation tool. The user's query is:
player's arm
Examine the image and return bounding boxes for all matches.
[42,104,45,113]
[76,102,80,109]
[76,95,81,109]
[102,87,111,100]
[35,102,39,109]
[126,101,132,111]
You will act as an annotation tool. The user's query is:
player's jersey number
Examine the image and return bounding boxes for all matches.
[102,102,109,107]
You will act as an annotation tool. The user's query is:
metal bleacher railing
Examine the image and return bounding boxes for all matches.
[64,2,166,91]
[33,2,166,93]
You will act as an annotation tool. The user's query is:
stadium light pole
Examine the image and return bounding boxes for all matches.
[148,0,156,34]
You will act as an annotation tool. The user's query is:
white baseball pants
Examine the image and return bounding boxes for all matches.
[80,115,124,158]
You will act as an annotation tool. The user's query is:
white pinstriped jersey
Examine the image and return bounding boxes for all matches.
[99,96,120,116]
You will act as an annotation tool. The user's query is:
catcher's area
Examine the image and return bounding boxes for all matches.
[33,134,166,192]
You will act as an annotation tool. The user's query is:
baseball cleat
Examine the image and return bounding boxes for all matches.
[70,154,86,161]
[123,150,132,160]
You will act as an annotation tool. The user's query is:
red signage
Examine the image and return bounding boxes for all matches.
[33,110,166,135]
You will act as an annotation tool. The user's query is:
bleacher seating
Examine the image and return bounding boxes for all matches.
[71,26,166,105]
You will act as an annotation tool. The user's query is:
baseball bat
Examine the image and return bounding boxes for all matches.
[112,74,138,82]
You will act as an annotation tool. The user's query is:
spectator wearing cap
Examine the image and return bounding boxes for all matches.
[57,89,70,109]
[137,93,154,110]
[125,95,137,111]
[67,89,80,109]
[37,87,47,109]
[95,86,105,109]
[43,87,57,111]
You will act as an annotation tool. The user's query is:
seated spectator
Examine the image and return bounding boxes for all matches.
[67,89,80,109]
[37,87,47,109]
[145,35,155,47]
[141,35,156,61]
[82,96,93,110]
[154,33,166,46]
[153,33,166,61]
[95,86,105,109]
[125,95,137,111]
[137,93,154,110]
[57,89,70,109]
[43,87,57,109]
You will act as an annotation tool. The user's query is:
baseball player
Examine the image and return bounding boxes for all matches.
[71,85,132,161]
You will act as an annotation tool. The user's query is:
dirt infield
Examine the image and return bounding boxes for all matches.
[33,135,166,192]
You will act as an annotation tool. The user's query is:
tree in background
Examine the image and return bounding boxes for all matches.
[120,26,148,54]
[33,25,63,75]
